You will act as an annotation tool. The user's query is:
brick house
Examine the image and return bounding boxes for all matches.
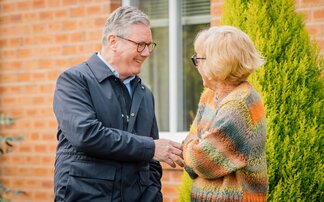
[0,0,323,202]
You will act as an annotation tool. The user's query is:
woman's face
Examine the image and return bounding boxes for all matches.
[195,51,212,88]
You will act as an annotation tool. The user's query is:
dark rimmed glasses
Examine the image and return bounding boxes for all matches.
[191,53,206,66]
[116,35,157,53]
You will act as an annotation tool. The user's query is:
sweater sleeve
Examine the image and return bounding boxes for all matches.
[183,101,252,179]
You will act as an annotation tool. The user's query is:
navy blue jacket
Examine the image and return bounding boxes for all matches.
[53,53,162,202]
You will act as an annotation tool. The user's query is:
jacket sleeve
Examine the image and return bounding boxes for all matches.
[139,99,162,201]
[183,101,251,179]
[53,70,155,162]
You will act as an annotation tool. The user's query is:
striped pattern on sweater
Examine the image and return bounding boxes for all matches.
[183,82,268,202]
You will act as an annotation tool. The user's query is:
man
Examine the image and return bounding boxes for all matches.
[53,6,183,202]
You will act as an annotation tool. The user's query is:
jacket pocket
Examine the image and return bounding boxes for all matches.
[69,160,116,180]
[64,161,116,202]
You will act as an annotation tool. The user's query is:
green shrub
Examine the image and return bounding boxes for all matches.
[0,115,24,202]
[178,0,323,201]
[178,171,192,202]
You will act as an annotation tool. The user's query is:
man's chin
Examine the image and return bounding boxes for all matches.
[132,67,142,75]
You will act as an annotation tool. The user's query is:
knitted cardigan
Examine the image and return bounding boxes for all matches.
[183,82,268,202]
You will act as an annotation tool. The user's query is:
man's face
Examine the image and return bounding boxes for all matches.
[114,24,153,80]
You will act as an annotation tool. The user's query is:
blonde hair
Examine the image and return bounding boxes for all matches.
[194,29,209,56]
[196,26,265,84]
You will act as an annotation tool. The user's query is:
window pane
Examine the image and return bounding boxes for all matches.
[181,0,210,131]
[140,27,169,131]
[182,23,209,131]
[134,0,170,131]
[131,0,210,132]
[135,0,168,20]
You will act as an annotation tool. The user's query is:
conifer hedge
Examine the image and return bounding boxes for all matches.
[178,0,323,201]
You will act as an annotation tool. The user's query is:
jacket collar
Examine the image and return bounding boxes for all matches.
[86,53,116,83]
[86,53,142,85]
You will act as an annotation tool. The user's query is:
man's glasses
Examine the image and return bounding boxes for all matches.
[116,35,157,53]
[191,53,206,66]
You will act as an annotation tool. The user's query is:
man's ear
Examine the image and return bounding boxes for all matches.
[107,35,117,51]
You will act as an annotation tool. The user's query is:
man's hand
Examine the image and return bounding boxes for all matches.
[153,139,184,168]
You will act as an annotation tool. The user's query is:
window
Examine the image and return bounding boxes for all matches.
[123,0,210,141]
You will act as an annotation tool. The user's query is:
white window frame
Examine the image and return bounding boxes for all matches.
[122,0,209,143]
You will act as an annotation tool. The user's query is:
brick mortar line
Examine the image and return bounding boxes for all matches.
[0,175,54,179]
[0,43,101,50]
[2,127,57,130]
[0,28,103,37]
[0,131,57,134]
[3,145,56,148]
[0,109,55,112]
[0,69,62,73]
[0,94,55,97]
[0,136,57,140]
[0,105,54,109]
[0,98,55,101]
[0,102,54,105]
[0,19,106,29]
[0,41,100,46]
[0,183,55,188]
[296,5,324,10]
[0,129,57,133]
[0,2,114,15]
[0,22,106,32]
[2,113,56,116]
[5,142,57,145]
[0,13,107,20]
[0,26,103,36]
[314,35,324,40]
[0,54,99,58]
[296,7,324,11]
[0,101,54,104]
[0,37,100,43]
[0,180,54,184]
[0,153,56,156]
[10,147,56,150]
[0,91,55,94]
[0,80,62,84]
[0,51,95,58]
[1,154,56,158]
[304,22,324,25]
[0,35,101,40]
[0,81,56,86]
[1,164,56,168]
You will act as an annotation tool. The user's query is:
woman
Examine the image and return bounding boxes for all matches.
[183,26,268,202]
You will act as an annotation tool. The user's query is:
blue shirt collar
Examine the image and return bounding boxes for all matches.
[96,52,136,95]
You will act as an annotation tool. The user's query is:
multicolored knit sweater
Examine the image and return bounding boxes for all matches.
[183,82,268,202]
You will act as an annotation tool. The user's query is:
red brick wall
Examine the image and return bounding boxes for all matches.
[0,1,120,201]
[0,1,323,202]
[161,164,183,202]
[295,0,324,52]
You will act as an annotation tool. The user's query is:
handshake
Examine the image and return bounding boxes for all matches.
[153,139,184,168]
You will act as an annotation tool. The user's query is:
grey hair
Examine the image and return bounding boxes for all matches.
[102,6,151,46]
